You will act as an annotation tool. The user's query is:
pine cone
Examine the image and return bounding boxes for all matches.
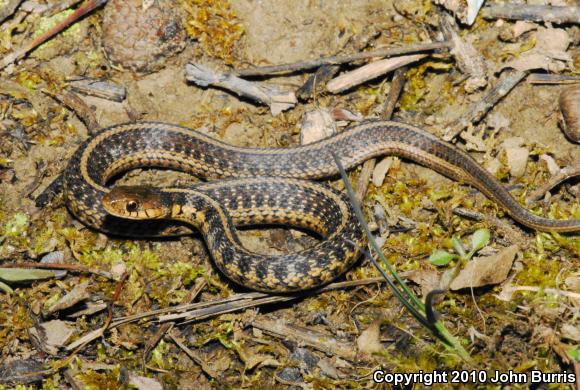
[102,0,186,72]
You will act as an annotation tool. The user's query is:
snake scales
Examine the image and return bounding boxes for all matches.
[63,120,579,292]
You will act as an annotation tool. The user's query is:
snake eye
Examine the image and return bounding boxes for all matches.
[126,200,139,213]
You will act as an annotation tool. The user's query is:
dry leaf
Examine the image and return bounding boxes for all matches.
[29,320,76,355]
[45,281,90,315]
[560,324,580,342]
[450,245,518,290]
[404,269,440,298]
[357,317,383,356]
[502,28,571,72]
[128,373,163,390]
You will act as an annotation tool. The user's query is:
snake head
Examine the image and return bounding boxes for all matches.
[103,186,171,220]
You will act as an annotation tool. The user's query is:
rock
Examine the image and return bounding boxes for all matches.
[502,137,529,178]
[300,109,336,145]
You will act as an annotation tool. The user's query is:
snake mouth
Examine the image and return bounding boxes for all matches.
[102,186,171,220]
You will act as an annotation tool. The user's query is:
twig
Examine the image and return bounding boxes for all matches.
[42,90,101,134]
[185,63,297,116]
[236,41,451,77]
[482,5,580,24]
[527,74,580,85]
[0,0,108,70]
[443,70,527,141]
[65,277,387,351]
[161,278,386,324]
[252,318,358,361]
[355,67,407,202]
[326,54,425,94]
[526,164,580,202]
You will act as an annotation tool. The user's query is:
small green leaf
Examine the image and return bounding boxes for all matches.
[429,250,458,266]
[0,268,56,282]
[567,345,580,362]
[471,228,490,252]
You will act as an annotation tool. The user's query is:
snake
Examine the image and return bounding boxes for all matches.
[63,120,580,292]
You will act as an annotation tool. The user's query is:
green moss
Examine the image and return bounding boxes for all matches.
[180,0,245,64]
[74,365,122,389]
[399,61,453,111]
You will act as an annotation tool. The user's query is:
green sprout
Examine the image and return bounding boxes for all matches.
[333,153,472,362]
[429,228,490,266]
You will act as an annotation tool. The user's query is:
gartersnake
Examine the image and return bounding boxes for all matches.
[63,120,580,291]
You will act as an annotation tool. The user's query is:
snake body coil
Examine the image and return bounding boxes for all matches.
[63,120,580,291]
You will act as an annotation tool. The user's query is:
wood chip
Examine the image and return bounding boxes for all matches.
[371,157,394,187]
[68,78,126,102]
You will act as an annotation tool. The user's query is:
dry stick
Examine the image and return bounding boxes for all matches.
[0,0,108,70]
[482,4,580,24]
[143,278,207,365]
[526,164,580,202]
[236,41,451,77]
[252,318,358,361]
[185,63,297,115]
[65,277,386,351]
[43,90,101,134]
[326,54,424,94]
[355,67,407,202]
[443,70,527,141]
[527,74,580,85]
